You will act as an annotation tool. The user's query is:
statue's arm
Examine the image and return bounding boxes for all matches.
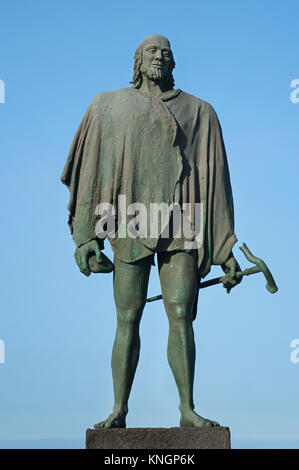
[62,95,105,253]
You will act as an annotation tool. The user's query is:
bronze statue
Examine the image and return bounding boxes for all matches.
[61,34,243,429]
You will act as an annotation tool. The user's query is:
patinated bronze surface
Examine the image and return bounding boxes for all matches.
[62,34,241,428]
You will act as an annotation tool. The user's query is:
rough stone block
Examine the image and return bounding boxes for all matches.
[86,427,231,449]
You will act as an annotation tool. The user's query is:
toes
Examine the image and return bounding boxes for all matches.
[94,416,125,429]
[203,422,211,428]
[210,420,220,427]
[180,413,220,428]
[94,422,102,429]
[105,418,115,428]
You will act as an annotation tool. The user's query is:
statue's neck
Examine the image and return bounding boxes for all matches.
[139,76,172,97]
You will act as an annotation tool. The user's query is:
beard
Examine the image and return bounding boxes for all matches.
[141,64,167,81]
[147,67,163,80]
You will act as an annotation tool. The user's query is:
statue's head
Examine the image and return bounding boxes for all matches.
[131,34,175,89]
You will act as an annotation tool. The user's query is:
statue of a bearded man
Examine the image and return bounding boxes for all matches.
[61,34,241,428]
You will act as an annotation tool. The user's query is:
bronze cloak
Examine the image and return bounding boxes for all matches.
[61,87,237,278]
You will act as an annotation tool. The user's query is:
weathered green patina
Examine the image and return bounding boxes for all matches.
[61,83,236,276]
[62,34,241,429]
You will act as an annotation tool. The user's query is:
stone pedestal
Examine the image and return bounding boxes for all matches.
[86,427,231,449]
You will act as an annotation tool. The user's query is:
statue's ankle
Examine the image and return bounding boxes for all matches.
[179,403,195,415]
[113,403,128,415]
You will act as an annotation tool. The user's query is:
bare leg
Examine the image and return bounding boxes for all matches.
[94,255,152,428]
[158,250,219,427]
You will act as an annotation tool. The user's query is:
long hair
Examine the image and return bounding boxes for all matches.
[130,43,176,89]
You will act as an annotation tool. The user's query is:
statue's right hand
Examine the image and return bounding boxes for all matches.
[74,240,102,277]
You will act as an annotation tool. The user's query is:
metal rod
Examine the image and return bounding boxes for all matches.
[146,266,261,303]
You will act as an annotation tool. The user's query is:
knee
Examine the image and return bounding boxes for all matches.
[164,301,193,323]
[116,304,144,327]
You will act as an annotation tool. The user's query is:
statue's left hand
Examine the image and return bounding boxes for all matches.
[221,254,242,293]
[74,240,102,277]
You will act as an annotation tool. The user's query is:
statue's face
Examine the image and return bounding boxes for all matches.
[140,35,173,81]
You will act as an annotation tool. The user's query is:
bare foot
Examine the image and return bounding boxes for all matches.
[94,411,126,429]
[180,410,220,428]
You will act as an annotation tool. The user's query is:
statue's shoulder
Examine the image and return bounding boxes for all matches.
[88,88,136,115]
[91,88,133,105]
[178,90,217,118]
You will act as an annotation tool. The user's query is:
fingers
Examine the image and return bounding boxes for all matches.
[74,246,90,277]
[228,263,238,288]
[222,259,239,293]
[222,277,235,294]
[235,261,243,284]
[230,260,236,279]
[74,247,80,266]
[95,244,103,264]
[221,255,243,293]
[74,240,104,277]
[80,250,91,277]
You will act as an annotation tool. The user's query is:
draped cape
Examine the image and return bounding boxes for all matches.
[61,87,237,278]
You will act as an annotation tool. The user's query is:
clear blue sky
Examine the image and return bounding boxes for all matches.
[0,0,298,449]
